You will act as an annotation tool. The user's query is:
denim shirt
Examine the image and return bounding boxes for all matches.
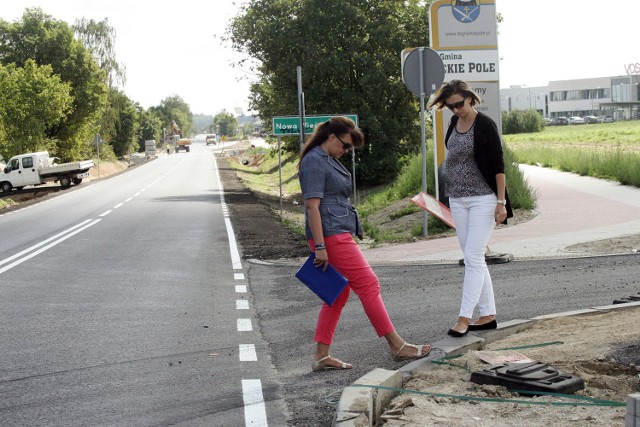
[299,146,362,240]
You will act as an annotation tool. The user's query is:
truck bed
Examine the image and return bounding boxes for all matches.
[39,160,94,177]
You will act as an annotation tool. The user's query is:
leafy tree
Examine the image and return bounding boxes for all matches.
[228,0,428,184]
[0,8,108,160]
[213,111,238,138]
[0,60,73,159]
[108,90,139,157]
[73,17,126,88]
[137,108,164,151]
[150,95,194,138]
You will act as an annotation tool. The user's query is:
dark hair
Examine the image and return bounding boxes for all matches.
[299,116,364,166]
[427,79,481,110]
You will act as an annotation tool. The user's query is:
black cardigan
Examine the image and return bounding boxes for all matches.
[445,111,514,222]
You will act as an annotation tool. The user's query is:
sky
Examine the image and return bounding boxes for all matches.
[2,1,638,117]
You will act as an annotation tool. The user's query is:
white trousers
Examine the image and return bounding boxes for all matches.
[449,194,497,319]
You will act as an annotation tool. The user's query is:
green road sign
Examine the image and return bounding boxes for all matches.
[272,114,358,136]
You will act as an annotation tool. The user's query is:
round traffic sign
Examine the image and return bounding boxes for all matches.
[402,47,445,96]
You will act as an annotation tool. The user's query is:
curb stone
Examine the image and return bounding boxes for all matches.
[333,302,640,427]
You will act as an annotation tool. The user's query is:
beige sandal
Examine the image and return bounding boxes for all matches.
[312,355,353,371]
[393,342,431,362]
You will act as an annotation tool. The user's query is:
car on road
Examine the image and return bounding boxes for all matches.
[205,134,217,145]
[551,117,569,125]
[543,117,553,126]
[568,116,585,124]
[583,115,601,124]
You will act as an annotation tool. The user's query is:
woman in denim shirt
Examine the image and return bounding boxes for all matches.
[299,117,431,371]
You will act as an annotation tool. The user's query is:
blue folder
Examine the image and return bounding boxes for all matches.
[295,253,348,306]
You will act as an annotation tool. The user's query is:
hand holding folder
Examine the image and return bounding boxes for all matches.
[295,253,348,306]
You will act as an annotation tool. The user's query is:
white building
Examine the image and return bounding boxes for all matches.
[500,75,640,121]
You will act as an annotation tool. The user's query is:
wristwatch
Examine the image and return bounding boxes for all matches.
[496,199,507,206]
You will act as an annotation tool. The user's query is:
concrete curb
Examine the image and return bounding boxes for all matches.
[332,301,640,427]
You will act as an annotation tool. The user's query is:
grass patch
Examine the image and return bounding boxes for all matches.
[0,198,17,210]
[505,121,640,187]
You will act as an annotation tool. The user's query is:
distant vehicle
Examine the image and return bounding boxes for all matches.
[552,117,569,125]
[175,138,191,153]
[603,116,615,123]
[583,116,600,124]
[568,116,585,124]
[543,117,553,126]
[205,134,217,145]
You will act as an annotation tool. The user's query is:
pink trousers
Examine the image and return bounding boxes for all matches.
[310,233,395,345]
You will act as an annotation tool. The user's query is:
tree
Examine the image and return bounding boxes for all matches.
[150,95,194,138]
[137,108,164,151]
[0,8,108,160]
[0,60,73,159]
[73,17,126,88]
[228,0,428,184]
[108,90,139,157]
[213,111,238,138]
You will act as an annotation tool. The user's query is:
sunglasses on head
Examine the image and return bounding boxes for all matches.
[335,134,353,151]
[445,99,466,111]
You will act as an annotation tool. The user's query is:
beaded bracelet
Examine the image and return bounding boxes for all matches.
[315,244,326,251]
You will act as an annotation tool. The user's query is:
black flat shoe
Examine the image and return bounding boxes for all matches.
[467,319,497,331]
[447,328,469,337]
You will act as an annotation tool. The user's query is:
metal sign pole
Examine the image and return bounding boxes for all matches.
[418,48,428,237]
[351,150,357,205]
[297,66,305,150]
[278,136,283,216]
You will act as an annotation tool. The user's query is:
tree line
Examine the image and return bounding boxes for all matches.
[0,8,195,162]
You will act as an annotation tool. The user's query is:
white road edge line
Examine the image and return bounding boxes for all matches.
[242,379,268,427]
[0,219,102,274]
[0,219,94,267]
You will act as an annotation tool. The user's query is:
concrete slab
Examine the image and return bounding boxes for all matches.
[593,301,640,311]
[470,319,537,345]
[533,308,600,320]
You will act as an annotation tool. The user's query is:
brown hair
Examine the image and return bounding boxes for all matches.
[299,116,364,166]
[427,79,482,110]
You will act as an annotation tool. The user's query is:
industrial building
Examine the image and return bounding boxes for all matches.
[500,75,640,121]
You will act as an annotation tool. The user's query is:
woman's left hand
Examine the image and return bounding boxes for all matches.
[495,205,507,224]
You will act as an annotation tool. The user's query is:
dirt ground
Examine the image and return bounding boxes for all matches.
[383,308,640,427]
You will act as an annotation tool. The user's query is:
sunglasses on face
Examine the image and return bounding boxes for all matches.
[445,99,466,111]
[335,134,353,151]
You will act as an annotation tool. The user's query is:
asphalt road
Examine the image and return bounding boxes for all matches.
[246,254,640,426]
[0,141,287,426]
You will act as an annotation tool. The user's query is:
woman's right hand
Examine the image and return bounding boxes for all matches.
[314,248,329,271]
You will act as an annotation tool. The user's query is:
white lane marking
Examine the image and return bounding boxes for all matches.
[235,273,245,280]
[236,300,249,310]
[99,210,112,217]
[239,344,257,361]
[242,379,268,427]
[237,319,253,332]
[133,192,141,197]
[0,219,101,274]
[236,285,247,293]
[224,218,243,270]
[211,152,243,270]
[124,197,133,202]
[0,219,94,267]
[114,203,124,209]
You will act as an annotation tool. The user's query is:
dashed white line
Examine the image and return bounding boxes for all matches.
[235,285,247,293]
[242,379,268,427]
[236,300,249,310]
[237,319,253,331]
[124,197,133,202]
[114,203,124,209]
[239,344,257,361]
[99,210,112,217]
[235,273,245,280]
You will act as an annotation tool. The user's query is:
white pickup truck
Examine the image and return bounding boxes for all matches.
[0,151,94,192]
